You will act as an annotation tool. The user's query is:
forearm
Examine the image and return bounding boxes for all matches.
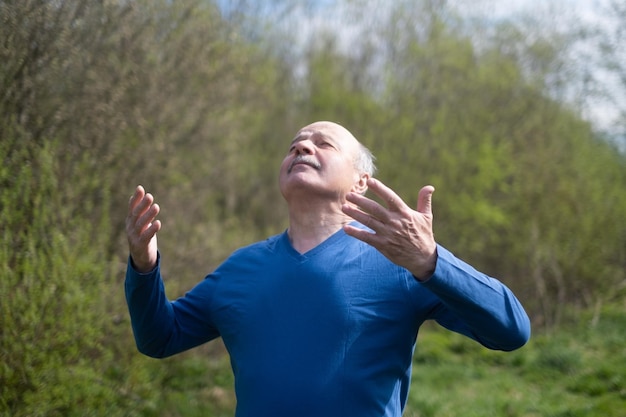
[124,254,178,358]
[421,245,531,351]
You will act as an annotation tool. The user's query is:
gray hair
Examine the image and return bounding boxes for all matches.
[355,142,377,177]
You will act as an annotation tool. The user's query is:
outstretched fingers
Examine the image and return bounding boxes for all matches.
[126,185,161,272]
[139,207,161,243]
[343,178,408,225]
[127,187,158,232]
[417,185,435,216]
[343,193,385,229]
[365,178,406,211]
[129,186,152,220]
[343,179,438,277]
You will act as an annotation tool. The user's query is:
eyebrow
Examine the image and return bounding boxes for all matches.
[290,131,337,147]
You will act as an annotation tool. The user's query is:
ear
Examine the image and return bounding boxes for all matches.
[351,172,370,195]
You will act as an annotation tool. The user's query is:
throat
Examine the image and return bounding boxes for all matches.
[285,197,353,254]
[287,220,348,254]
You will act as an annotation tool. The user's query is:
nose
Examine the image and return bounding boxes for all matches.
[294,139,314,155]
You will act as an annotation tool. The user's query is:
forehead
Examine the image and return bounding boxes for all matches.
[292,121,358,147]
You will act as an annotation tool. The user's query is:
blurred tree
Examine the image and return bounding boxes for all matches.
[1,0,625,413]
[0,0,292,413]
[0,127,161,415]
[600,0,626,149]
[313,0,626,326]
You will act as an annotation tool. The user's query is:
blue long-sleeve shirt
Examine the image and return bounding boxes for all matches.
[125,225,530,417]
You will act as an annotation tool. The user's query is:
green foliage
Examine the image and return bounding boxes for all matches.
[147,354,236,417]
[347,2,626,326]
[0,134,158,416]
[1,0,625,415]
[404,303,626,417]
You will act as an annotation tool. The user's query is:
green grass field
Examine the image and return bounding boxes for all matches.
[148,301,625,417]
[406,303,625,417]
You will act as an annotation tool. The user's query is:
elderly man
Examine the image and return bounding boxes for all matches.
[125,121,530,417]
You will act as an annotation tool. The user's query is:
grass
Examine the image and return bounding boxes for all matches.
[406,302,626,417]
[146,301,626,416]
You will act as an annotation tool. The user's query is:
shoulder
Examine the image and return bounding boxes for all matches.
[214,232,284,272]
[230,233,281,258]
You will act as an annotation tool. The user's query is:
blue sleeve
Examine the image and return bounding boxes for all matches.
[420,245,531,351]
[124,253,220,358]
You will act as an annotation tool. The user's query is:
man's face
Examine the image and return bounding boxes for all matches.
[279,121,364,201]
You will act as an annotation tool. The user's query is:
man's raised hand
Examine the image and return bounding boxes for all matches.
[342,178,437,280]
[126,185,161,273]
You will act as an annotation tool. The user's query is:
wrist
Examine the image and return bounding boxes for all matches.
[130,255,158,273]
[413,247,438,282]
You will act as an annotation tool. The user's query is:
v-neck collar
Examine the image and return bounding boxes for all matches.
[279,225,351,263]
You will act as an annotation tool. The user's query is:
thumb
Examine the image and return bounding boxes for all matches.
[417,185,435,215]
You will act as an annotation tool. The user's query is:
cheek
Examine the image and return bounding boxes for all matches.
[278,157,294,189]
[279,157,291,174]
[336,158,358,181]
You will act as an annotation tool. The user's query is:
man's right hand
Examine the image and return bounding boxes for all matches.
[126,185,161,273]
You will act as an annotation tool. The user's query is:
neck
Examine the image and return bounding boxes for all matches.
[286,197,353,254]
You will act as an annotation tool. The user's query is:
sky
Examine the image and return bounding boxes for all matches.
[475,0,622,130]
[216,0,623,135]
[339,0,622,134]
[491,0,608,19]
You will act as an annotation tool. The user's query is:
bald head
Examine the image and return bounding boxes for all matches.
[296,121,376,177]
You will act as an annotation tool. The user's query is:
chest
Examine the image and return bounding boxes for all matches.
[213,257,425,351]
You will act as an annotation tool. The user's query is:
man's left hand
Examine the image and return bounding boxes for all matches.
[342,178,437,281]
